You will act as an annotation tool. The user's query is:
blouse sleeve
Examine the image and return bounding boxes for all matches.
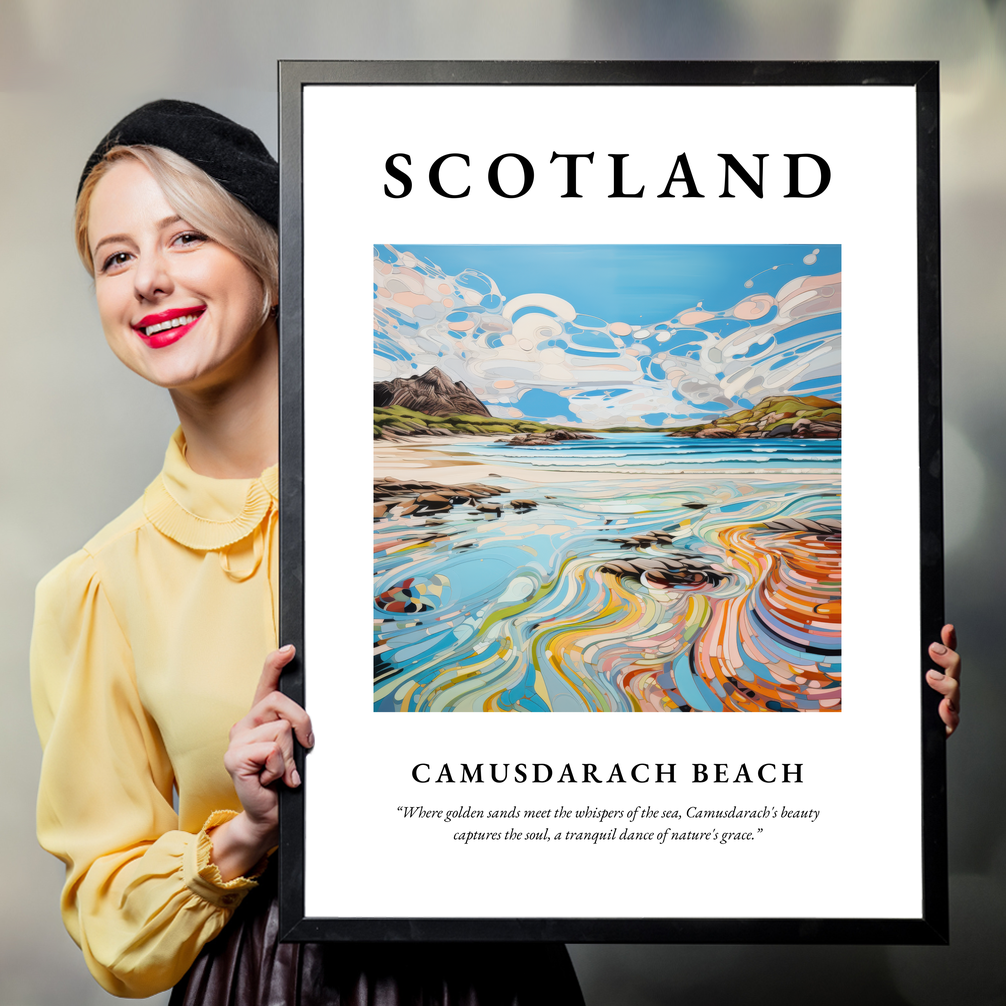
[31,549,262,998]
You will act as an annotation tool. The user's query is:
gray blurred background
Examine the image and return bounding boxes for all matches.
[1,1,1002,1003]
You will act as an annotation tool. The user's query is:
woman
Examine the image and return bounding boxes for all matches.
[31,100,586,1003]
[32,99,962,1003]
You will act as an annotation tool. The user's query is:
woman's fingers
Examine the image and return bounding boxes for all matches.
[224,645,311,806]
[249,691,314,749]
[252,644,296,707]
[232,689,313,750]
[925,668,959,704]
[224,738,287,787]
[941,698,960,736]
[929,642,960,678]
[239,644,314,748]
[259,742,289,787]
[925,677,960,736]
[941,623,958,654]
[219,647,308,845]
[927,623,961,737]
[231,719,301,788]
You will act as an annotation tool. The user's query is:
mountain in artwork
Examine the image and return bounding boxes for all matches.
[373,367,492,418]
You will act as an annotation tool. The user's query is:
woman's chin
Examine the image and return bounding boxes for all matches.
[122,352,221,392]
[109,322,273,395]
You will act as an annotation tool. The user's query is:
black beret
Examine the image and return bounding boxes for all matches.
[78,99,278,228]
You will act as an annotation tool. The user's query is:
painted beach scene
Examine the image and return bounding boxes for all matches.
[373,245,841,713]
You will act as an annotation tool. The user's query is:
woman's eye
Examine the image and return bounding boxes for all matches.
[101,251,132,273]
[173,231,208,248]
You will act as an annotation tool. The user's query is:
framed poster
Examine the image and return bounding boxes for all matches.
[277,61,946,943]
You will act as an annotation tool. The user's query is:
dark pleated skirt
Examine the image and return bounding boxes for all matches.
[169,869,584,1006]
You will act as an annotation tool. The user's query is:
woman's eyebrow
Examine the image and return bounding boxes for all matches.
[92,216,185,257]
[92,232,133,256]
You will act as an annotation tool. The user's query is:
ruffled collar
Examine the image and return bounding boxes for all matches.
[143,428,278,551]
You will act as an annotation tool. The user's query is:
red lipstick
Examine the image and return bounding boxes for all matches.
[132,306,205,349]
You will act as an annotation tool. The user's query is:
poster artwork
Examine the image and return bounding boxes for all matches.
[373,244,842,714]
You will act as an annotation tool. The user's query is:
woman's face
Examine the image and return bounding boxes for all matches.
[87,158,270,392]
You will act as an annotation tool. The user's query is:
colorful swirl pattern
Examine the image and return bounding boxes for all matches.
[374,474,841,713]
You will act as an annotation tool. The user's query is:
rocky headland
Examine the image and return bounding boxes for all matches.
[665,395,841,439]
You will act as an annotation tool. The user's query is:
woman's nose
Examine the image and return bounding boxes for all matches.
[133,249,173,302]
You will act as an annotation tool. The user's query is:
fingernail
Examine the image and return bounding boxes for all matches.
[931,643,947,654]
[292,768,301,787]
[307,732,315,748]
[927,669,944,679]
[280,644,295,654]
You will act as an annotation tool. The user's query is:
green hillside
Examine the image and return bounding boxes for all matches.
[664,395,841,437]
[375,406,572,439]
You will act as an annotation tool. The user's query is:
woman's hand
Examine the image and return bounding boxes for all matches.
[926,624,961,738]
[209,645,314,881]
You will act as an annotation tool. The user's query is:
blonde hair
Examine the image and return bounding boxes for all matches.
[75,145,278,322]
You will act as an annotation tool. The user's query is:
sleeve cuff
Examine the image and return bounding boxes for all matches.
[182,810,269,909]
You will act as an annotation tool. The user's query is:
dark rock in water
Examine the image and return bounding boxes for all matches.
[411,493,453,514]
[765,424,794,438]
[600,556,727,587]
[374,366,491,417]
[374,476,509,520]
[510,499,538,510]
[682,503,708,510]
[762,517,841,536]
[374,476,507,501]
[498,429,601,447]
[607,529,678,549]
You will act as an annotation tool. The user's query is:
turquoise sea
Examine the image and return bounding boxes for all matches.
[399,433,840,472]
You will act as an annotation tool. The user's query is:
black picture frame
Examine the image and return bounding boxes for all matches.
[277,60,945,944]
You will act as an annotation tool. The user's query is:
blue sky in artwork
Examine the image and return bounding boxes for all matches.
[398,245,840,327]
[374,245,841,427]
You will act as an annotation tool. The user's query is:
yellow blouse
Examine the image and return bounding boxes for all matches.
[31,428,279,998]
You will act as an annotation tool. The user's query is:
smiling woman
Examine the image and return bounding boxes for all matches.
[84,158,272,393]
[30,100,586,1005]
